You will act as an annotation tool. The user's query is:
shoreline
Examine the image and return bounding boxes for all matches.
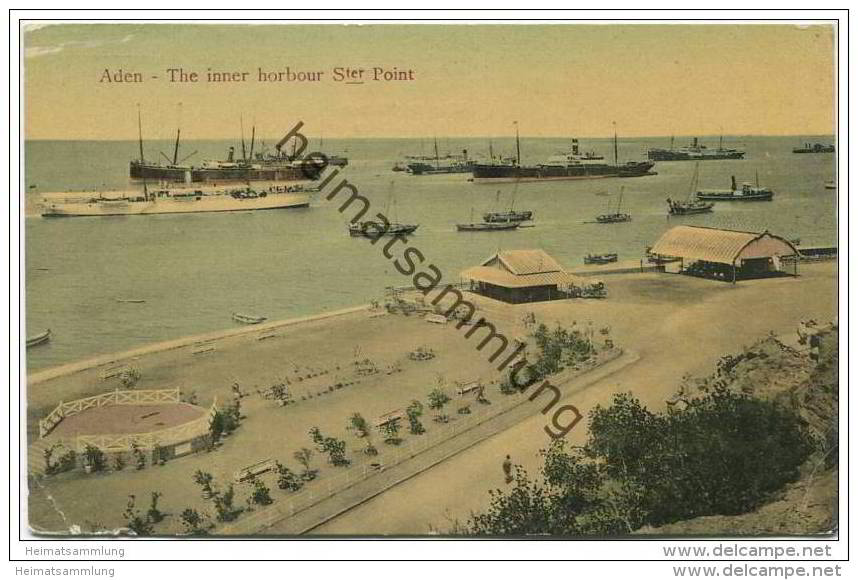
[27,304,369,386]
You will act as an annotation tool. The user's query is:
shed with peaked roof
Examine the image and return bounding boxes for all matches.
[649,226,799,282]
[461,249,582,303]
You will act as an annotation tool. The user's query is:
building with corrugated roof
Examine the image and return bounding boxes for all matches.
[649,226,799,282]
[461,249,582,303]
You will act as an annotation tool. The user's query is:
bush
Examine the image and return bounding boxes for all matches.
[466,387,812,535]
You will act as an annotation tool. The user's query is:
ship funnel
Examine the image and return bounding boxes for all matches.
[228,146,235,162]
[572,139,579,155]
[692,137,699,148]
[463,149,468,161]
[731,175,737,190]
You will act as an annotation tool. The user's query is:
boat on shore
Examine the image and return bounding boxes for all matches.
[232,312,267,325]
[27,328,51,348]
[40,186,311,218]
[584,253,618,265]
[667,163,714,216]
[824,180,837,190]
[696,175,773,202]
[648,136,745,161]
[471,128,655,183]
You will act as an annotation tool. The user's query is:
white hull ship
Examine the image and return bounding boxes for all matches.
[40,187,310,218]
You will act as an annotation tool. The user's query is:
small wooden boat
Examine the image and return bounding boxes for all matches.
[232,312,267,325]
[584,253,618,265]
[26,328,51,348]
[349,222,419,237]
[457,222,520,232]
[115,298,146,304]
[824,181,836,190]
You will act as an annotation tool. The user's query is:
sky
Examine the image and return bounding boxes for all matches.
[23,23,836,140]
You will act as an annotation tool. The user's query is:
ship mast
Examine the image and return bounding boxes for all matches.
[613,122,619,166]
[249,125,255,161]
[137,105,145,163]
[434,137,440,169]
[240,117,247,162]
[514,121,521,166]
[172,103,182,166]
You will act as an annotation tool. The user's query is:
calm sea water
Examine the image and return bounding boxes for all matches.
[24,135,837,370]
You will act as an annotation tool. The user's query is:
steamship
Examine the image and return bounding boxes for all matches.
[647,137,745,161]
[471,127,655,183]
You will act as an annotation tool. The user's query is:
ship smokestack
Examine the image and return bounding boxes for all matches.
[693,137,698,148]
[463,149,468,161]
[228,146,235,163]
[731,175,737,190]
[572,138,579,155]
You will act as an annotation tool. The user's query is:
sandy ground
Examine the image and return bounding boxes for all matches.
[51,403,206,437]
[27,262,837,535]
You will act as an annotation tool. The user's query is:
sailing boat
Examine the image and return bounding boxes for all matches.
[483,183,533,223]
[349,183,419,237]
[667,163,714,215]
[595,186,632,223]
[457,192,519,231]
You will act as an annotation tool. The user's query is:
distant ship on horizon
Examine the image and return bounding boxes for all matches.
[471,127,655,183]
[647,136,745,161]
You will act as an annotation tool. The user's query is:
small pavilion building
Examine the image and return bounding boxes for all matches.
[649,226,799,283]
[461,249,581,303]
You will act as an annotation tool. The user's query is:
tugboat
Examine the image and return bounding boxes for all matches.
[647,136,745,161]
[471,125,655,183]
[696,173,774,202]
[595,186,631,223]
[667,163,714,216]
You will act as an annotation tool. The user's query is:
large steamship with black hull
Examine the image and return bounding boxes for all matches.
[130,112,323,183]
[471,127,655,183]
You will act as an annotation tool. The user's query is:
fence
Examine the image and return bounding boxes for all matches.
[39,388,182,438]
[220,348,623,535]
[74,401,217,452]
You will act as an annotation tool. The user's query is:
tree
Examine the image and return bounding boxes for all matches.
[123,495,154,536]
[82,444,106,472]
[193,470,215,499]
[379,419,402,445]
[213,484,241,522]
[427,388,451,423]
[131,442,146,470]
[147,491,165,523]
[406,400,425,435]
[249,476,274,506]
[276,462,303,492]
[308,428,350,467]
[293,447,317,481]
[180,508,207,536]
[347,413,371,439]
